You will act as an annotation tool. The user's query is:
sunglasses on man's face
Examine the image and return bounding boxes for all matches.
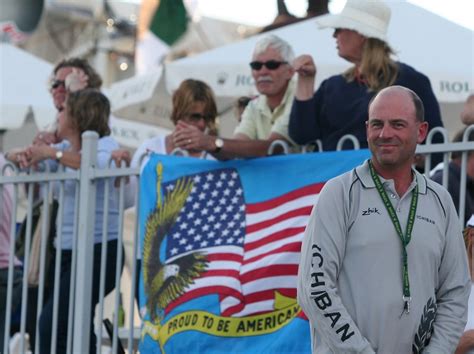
[50,79,66,90]
[249,60,288,71]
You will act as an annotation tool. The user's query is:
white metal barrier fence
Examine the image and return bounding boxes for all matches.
[1,126,473,353]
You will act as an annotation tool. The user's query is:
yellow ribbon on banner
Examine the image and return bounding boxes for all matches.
[141,293,302,349]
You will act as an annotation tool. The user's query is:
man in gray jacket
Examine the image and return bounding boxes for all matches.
[297,85,470,353]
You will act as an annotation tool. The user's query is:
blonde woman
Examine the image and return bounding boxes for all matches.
[289,0,444,155]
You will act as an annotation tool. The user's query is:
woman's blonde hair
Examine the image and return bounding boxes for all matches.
[170,79,218,135]
[343,38,398,92]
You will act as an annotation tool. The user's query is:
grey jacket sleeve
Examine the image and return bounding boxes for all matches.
[424,193,470,353]
[297,178,375,353]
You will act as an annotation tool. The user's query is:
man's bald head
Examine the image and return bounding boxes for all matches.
[366,85,429,170]
[369,86,425,123]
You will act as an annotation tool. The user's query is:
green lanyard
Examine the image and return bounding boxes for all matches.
[368,160,418,316]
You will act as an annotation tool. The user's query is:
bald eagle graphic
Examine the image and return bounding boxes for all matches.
[143,163,208,322]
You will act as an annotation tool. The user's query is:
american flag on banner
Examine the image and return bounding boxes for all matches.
[162,168,323,316]
[138,149,370,354]
[234,183,323,317]
[163,169,246,313]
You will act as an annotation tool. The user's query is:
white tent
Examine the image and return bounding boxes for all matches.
[0,43,56,131]
[105,71,174,149]
[165,1,473,134]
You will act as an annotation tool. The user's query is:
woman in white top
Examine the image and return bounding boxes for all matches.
[113,79,219,305]
[8,89,121,354]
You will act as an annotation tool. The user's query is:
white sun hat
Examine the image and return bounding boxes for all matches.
[315,0,391,41]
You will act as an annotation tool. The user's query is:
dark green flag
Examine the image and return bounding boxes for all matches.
[149,0,188,46]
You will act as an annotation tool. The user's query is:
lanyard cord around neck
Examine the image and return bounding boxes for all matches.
[368,160,418,315]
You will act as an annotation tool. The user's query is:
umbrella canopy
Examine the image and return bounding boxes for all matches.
[108,68,174,129]
[105,71,174,148]
[165,1,473,103]
[0,43,56,130]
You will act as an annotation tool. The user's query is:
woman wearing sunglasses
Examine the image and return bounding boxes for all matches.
[34,58,102,147]
[114,78,218,172]
[289,0,444,155]
[113,79,219,207]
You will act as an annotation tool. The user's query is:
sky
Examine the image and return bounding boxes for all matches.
[187,0,474,30]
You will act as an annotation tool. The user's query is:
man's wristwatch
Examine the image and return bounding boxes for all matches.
[55,150,63,161]
[214,138,224,153]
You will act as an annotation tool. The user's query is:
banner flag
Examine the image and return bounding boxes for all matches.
[139,150,370,353]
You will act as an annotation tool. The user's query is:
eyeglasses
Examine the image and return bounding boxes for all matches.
[249,60,288,71]
[184,113,210,122]
[50,79,66,90]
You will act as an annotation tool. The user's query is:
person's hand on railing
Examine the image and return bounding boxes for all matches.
[111,149,131,167]
[111,149,131,187]
[23,145,56,168]
[5,147,30,169]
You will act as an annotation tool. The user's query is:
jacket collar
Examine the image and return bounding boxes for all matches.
[355,159,427,195]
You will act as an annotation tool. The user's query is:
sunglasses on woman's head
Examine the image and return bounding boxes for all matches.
[249,60,288,71]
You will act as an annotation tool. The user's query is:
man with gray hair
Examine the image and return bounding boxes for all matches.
[297,85,470,353]
[172,35,298,159]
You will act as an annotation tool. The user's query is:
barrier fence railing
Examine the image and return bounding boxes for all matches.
[1,126,473,353]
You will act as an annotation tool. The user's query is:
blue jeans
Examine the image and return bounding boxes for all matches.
[39,240,123,354]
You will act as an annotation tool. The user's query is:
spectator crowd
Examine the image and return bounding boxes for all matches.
[0,0,473,353]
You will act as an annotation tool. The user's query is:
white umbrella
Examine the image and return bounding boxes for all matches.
[0,43,56,130]
[107,68,173,129]
[165,1,473,103]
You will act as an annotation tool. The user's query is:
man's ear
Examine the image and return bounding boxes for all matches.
[417,121,429,143]
[287,65,295,78]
